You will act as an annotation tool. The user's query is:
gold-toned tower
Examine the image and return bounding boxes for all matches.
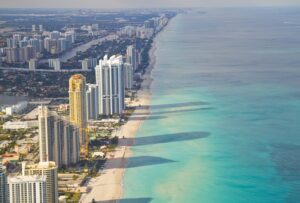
[69,74,88,155]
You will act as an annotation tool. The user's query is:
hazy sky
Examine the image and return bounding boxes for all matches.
[1,0,300,9]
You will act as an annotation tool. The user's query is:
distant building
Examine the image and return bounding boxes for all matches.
[50,31,60,40]
[86,84,99,120]
[38,106,80,167]
[32,24,36,32]
[39,25,43,32]
[8,175,46,203]
[5,101,28,115]
[81,59,89,70]
[3,120,38,130]
[48,59,61,71]
[95,55,125,116]
[29,59,38,70]
[69,74,88,153]
[23,162,58,203]
[0,164,8,203]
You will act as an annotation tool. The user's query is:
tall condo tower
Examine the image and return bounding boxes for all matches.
[86,84,99,120]
[8,175,46,203]
[69,74,88,154]
[126,45,137,71]
[38,106,80,167]
[95,55,125,116]
[23,162,58,203]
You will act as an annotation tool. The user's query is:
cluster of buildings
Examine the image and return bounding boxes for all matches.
[1,101,28,116]
[118,15,169,39]
[3,29,76,66]
[0,162,58,203]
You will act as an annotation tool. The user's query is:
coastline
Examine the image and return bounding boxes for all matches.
[80,38,157,203]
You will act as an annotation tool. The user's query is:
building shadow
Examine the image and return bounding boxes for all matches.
[105,156,176,169]
[120,131,210,147]
[133,107,215,116]
[92,197,153,203]
[128,115,168,121]
[138,101,209,110]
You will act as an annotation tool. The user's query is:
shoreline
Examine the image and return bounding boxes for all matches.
[80,38,158,203]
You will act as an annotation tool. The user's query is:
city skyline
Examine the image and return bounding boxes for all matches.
[1,0,300,8]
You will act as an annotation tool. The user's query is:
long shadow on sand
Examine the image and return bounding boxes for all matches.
[93,197,153,203]
[120,131,210,147]
[105,156,176,169]
[138,101,209,110]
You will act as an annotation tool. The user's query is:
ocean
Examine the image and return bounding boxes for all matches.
[122,8,300,203]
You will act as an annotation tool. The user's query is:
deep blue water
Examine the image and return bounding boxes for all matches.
[122,8,300,203]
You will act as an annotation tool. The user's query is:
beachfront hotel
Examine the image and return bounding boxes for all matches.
[8,175,46,203]
[23,162,58,203]
[95,55,125,116]
[38,105,80,167]
[69,74,88,153]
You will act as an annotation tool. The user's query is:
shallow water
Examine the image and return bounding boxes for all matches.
[122,8,300,203]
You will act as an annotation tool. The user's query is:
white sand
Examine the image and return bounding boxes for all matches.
[80,42,157,203]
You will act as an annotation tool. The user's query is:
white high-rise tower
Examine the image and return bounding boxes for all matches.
[95,55,125,116]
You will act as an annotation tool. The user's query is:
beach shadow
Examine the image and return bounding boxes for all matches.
[138,101,209,110]
[133,107,215,116]
[120,131,210,147]
[92,197,153,203]
[106,156,176,169]
[128,115,167,121]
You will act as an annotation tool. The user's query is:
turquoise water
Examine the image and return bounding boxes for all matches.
[122,8,300,203]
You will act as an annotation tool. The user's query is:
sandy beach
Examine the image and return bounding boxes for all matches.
[80,42,157,203]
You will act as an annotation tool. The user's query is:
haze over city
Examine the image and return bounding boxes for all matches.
[1,0,300,8]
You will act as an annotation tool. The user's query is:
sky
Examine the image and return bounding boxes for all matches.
[1,0,300,9]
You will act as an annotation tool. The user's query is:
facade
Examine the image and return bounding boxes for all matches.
[4,101,28,115]
[23,162,58,203]
[0,164,8,203]
[86,84,99,120]
[126,45,137,71]
[48,59,61,71]
[69,74,87,152]
[29,59,38,70]
[38,106,80,167]
[3,120,38,130]
[95,55,125,116]
[8,175,46,203]
[124,63,134,90]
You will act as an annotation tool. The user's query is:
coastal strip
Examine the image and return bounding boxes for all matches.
[80,39,157,203]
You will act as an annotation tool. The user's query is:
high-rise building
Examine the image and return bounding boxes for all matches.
[126,45,138,71]
[50,31,60,40]
[58,38,67,52]
[86,84,99,120]
[38,106,80,167]
[124,63,134,90]
[39,25,43,32]
[0,164,8,203]
[5,47,19,63]
[6,38,17,48]
[23,162,58,203]
[95,55,125,116]
[48,59,61,71]
[29,59,38,70]
[32,24,36,32]
[69,74,88,152]
[8,175,46,203]
[81,59,89,70]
